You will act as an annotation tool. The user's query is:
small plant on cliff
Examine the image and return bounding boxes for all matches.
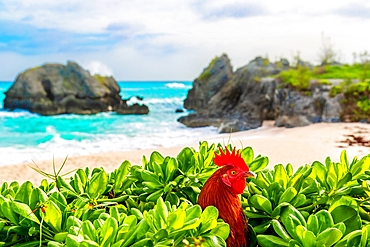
[340,81,370,122]
[198,56,219,81]
[278,65,312,91]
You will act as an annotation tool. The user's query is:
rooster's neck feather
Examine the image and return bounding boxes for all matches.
[198,168,248,247]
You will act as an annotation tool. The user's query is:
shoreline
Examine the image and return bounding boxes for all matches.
[1,121,369,184]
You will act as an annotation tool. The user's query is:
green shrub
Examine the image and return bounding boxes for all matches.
[244,150,370,246]
[278,66,312,91]
[1,143,370,246]
[333,81,370,121]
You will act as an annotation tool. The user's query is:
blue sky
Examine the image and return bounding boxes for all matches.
[0,0,369,81]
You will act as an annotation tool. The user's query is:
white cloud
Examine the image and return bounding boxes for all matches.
[0,0,370,81]
[82,61,114,77]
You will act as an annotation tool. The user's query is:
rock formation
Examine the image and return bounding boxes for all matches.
[275,82,343,127]
[4,61,149,115]
[184,54,233,111]
[178,55,343,132]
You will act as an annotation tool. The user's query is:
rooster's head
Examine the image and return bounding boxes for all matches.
[214,147,254,194]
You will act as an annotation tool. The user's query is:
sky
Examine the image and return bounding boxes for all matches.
[0,0,370,81]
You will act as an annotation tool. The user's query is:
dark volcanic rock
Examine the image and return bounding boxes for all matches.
[116,101,149,115]
[4,61,149,115]
[275,82,343,127]
[178,56,287,133]
[179,54,343,132]
[184,54,233,111]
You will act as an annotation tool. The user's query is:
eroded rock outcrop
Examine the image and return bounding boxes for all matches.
[184,54,233,111]
[4,61,149,115]
[179,55,343,132]
[275,82,343,127]
[178,56,288,132]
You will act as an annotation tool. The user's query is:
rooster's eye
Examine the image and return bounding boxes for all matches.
[231,170,237,175]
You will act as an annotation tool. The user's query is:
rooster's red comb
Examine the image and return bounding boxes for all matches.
[214,147,249,172]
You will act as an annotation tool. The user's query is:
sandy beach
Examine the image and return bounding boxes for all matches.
[1,121,370,185]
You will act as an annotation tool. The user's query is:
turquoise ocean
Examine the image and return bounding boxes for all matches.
[0,81,217,166]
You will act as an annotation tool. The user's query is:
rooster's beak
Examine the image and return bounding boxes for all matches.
[245,171,255,178]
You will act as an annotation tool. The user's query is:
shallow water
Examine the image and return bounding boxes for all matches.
[0,81,217,165]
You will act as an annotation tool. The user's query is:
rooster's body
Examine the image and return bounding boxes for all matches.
[198,147,253,247]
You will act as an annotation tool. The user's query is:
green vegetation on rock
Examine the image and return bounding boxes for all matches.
[278,66,312,91]
[1,142,370,246]
[198,56,219,81]
[277,61,370,91]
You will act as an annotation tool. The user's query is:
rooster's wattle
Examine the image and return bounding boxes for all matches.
[197,147,254,247]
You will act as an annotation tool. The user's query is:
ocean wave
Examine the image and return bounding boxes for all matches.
[0,109,39,118]
[0,125,218,166]
[144,97,184,105]
[165,82,191,89]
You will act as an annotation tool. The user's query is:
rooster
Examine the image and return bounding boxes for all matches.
[198,147,254,247]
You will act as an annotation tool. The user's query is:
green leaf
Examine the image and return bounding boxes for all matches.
[278,187,297,204]
[130,208,144,221]
[307,215,319,236]
[271,219,291,241]
[53,232,68,242]
[333,222,346,235]
[65,235,81,246]
[316,228,343,246]
[121,219,149,247]
[360,224,370,247]
[43,200,62,232]
[11,201,40,224]
[0,199,18,224]
[253,220,271,234]
[152,229,168,242]
[141,170,162,185]
[291,194,306,208]
[330,205,361,235]
[14,181,33,204]
[350,156,370,180]
[82,220,97,241]
[87,169,108,198]
[249,156,269,173]
[100,217,118,247]
[176,205,202,232]
[203,235,226,247]
[200,206,219,233]
[164,158,178,183]
[167,209,186,230]
[274,164,288,189]
[56,176,77,195]
[66,215,82,229]
[150,151,165,165]
[302,230,316,247]
[81,240,100,247]
[210,222,230,240]
[315,210,334,233]
[250,194,273,215]
[113,161,130,193]
[246,210,271,219]
[48,241,66,247]
[346,230,362,246]
[49,191,67,213]
[130,238,153,247]
[286,164,293,177]
[166,192,180,206]
[73,172,84,194]
[312,161,327,188]
[257,235,289,247]
[241,146,254,165]
[156,197,169,222]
